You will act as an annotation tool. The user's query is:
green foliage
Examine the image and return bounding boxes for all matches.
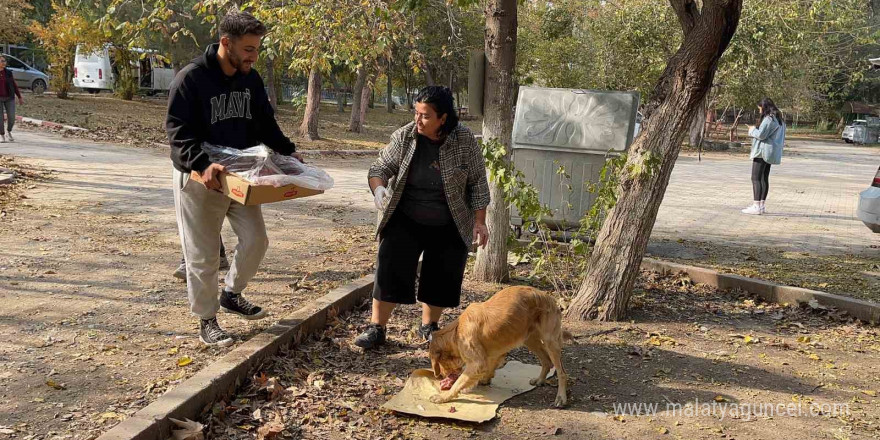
[1,0,33,43]
[481,137,626,296]
[29,1,103,99]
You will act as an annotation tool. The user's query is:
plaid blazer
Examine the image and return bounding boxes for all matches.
[368,122,491,246]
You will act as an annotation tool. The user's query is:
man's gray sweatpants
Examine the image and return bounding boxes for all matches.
[172,168,269,319]
[0,99,14,134]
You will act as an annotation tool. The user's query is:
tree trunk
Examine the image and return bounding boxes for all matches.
[405,69,413,110]
[358,79,371,131]
[472,0,518,283]
[349,64,369,132]
[387,57,394,113]
[265,57,278,111]
[423,61,436,86]
[369,88,375,109]
[688,95,708,147]
[299,63,322,141]
[565,0,743,322]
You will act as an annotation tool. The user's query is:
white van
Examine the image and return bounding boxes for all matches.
[73,44,114,92]
[73,44,175,94]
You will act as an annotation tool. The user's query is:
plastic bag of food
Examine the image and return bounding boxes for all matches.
[201,143,334,191]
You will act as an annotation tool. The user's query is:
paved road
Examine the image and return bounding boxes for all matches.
[4,130,878,259]
[653,140,880,256]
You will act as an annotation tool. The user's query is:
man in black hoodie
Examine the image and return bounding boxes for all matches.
[167,10,301,347]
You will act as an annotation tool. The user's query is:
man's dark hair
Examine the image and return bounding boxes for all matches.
[414,86,459,136]
[220,10,267,39]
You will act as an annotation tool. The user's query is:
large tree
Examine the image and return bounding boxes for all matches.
[472,0,518,282]
[565,0,743,321]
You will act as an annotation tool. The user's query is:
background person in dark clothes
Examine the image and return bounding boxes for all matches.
[0,55,24,143]
[173,236,229,280]
[355,86,491,349]
[167,10,303,347]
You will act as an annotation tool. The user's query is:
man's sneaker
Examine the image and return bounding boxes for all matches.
[220,289,267,320]
[741,203,761,215]
[219,253,230,271]
[0,134,5,143]
[173,262,187,280]
[354,323,386,349]
[5,132,13,142]
[418,322,440,341]
[199,317,234,347]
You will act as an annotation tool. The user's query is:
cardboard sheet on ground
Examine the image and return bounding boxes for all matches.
[382,361,554,422]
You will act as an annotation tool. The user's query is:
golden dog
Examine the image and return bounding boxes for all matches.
[428,286,569,407]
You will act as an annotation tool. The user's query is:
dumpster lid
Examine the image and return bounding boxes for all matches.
[512,87,639,154]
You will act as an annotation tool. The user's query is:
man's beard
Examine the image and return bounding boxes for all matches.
[228,51,250,73]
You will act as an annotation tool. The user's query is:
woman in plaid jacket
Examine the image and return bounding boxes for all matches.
[354,86,491,349]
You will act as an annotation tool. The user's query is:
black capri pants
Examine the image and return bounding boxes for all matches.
[372,213,469,308]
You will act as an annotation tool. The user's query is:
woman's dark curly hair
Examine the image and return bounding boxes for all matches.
[414,86,459,136]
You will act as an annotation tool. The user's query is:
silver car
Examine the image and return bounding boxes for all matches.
[857,165,880,233]
[2,53,49,94]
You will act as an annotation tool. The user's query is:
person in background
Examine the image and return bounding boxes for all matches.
[354,86,490,349]
[742,97,786,215]
[173,236,229,281]
[0,55,24,143]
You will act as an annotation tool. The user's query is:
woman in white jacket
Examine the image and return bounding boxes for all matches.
[743,97,786,215]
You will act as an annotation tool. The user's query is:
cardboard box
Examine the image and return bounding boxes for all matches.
[190,171,323,205]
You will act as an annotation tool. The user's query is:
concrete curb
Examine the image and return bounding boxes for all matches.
[641,258,880,324]
[14,115,89,132]
[97,275,374,440]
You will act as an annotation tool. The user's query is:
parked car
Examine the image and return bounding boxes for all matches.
[842,119,867,143]
[1,53,49,94]
[857,165,880,233]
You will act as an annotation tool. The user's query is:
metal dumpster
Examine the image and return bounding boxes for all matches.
[509,87,640,235]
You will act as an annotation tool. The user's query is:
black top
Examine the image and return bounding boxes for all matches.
[398,135,453,226]
[166,43,296,173]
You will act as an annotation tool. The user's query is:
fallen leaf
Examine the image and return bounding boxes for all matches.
[714,395,727,403]
[256,417,285,440]
[448,406,457,413]
[168,347,179,355]
[658,426,669,434]
[46,380,66,390]
[169,418,204,440]
[797,336,811,344]
[809,353,821,361]
[861,390,877,397]
[177,357,193,367]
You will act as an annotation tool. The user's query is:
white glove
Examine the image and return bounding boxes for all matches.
[373,186,390,210]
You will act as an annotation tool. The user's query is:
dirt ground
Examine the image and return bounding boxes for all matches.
[0,144,379,439]
[15,94,481,151]
[646,238,880,302]
[195,272,880,440]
